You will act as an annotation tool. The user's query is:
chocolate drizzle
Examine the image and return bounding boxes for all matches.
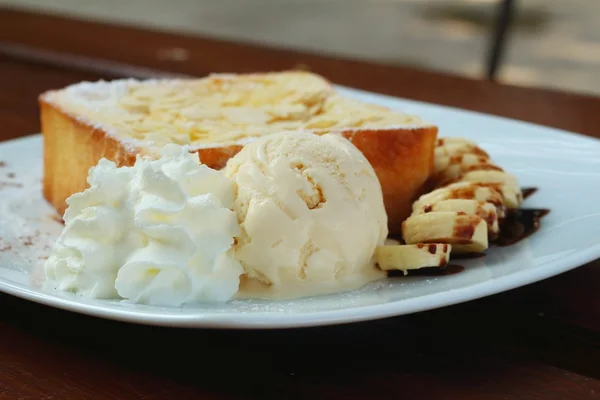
[388,264,465,277]
[452,252,486,259]
[427,244,437,254]
[495,208,550,246]
[492,187,550,246]
[521,187,538,199]
[387,187,549,277]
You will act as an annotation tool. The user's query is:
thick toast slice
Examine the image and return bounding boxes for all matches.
[40,71,437,233]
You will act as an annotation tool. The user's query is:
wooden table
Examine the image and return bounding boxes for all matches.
[1,7,599,400]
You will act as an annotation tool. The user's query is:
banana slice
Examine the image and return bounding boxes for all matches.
[402,211,488,253]
[435,136,487,155]
[412,182,505,215]
[376,243,452,275]
[419,137,528,251]
[435,138,490,159]
[454,170,523,208]
[412,199,499,240]
[435,137,477,146]
[434,152,498,181]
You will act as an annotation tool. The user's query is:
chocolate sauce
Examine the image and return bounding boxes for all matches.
[440,264,465,275]
[521,187,538,199]
[387,186,547,279]
[495,208,550,246]
[388,264,465,277]
[453,219,476,239]
[387,234,405,244]
[493,186,549,245]
[415,243,439,254]
[452,252,486,259]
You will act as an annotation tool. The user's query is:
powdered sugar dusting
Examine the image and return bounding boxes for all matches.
[42,79,144,153]
[41,75,434,157]
[0,135,458,315]
[0,128,579,327]
[0,142,63,280]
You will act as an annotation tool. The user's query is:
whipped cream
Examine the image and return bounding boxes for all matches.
[44,144,243,306]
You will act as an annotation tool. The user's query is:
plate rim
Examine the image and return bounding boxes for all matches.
[1,87,600,329]
[335,84,600,145]
[0,246,598,329]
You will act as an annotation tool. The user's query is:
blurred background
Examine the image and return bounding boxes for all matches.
[1,0,598,96]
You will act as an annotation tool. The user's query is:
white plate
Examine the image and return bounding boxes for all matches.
[1,86,600,329]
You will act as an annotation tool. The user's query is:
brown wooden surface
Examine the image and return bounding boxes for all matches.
[0,6,599,400]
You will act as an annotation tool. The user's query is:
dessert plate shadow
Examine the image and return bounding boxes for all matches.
[1,86,599,329]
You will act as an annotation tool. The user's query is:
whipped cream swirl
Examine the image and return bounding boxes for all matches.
[44,144,243,306]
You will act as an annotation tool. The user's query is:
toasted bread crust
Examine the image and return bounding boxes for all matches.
[41,100,139,216]
[340,126,437,233]
[41,96,436,234]
[194,145,244,170]
[193,126,438,231]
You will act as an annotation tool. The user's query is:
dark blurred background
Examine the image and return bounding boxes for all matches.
[2,0,598,96]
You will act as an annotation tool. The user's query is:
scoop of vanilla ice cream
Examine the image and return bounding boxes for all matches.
[44,144,243,306]
[224,131,388,299]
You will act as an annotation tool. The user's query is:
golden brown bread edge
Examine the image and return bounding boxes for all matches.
[40,98,437,234]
